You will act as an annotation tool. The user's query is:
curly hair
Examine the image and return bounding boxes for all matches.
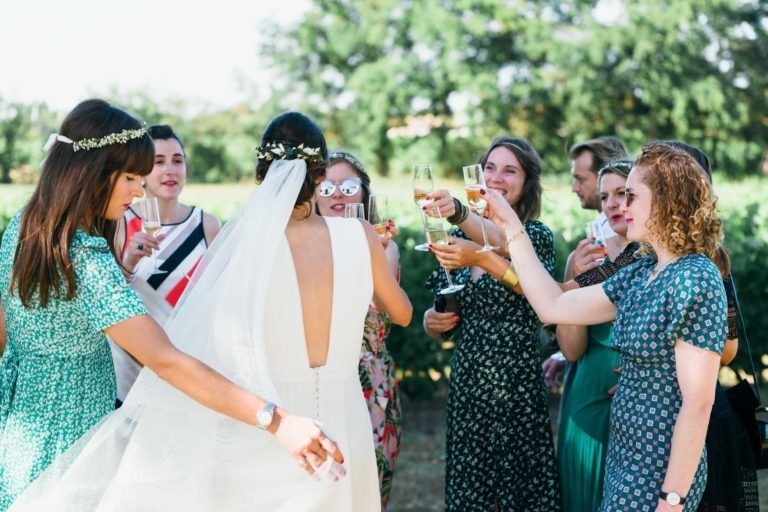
[478,135,543,223]
[634,142,722,259]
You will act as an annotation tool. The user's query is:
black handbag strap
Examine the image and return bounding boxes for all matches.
[728,273,762,404]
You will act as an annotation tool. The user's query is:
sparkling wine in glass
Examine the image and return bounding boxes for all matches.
[586,221,606,265]
[368,194,388,236]
[140,197,167,275]
[422,208,464,295]
[344,203,365,219]
[462,164,498,253]
[413,164,434,251]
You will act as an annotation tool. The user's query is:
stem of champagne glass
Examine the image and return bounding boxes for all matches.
[479,211,490,247]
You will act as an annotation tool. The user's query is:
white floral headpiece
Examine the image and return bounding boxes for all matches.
[44,127,148,152]
[256,141,323,164]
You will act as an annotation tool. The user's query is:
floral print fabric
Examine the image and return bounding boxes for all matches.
[359,307,402,511]
[427,221,561,512]
[0,213,146,511]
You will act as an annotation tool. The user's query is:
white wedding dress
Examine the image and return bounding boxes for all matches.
[9,160,380,511]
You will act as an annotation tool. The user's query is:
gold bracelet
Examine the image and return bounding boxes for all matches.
[506,226,526,244]
[499,265,519,288]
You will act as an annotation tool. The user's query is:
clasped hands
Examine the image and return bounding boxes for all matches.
[271,410,347,482]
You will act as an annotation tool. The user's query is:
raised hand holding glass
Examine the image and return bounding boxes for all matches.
[462,164,498,253]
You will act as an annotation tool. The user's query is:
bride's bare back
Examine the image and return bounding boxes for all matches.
[286,213,334,368]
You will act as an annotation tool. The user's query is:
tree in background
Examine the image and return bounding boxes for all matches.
[0,101,31,184]
[261,0,767,177]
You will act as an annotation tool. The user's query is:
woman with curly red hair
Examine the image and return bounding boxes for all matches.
[485,142,727,511]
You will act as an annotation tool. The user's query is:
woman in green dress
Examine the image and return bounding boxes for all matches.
[555,159,639,511]
[484,142,727,511]
[0,101,344,510]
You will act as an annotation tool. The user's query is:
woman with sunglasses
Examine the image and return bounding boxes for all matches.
[484,142,727,512]
[315,151,403,511]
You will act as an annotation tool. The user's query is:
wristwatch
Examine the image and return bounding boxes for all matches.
[255,401,276,430]
[659,491,686,506]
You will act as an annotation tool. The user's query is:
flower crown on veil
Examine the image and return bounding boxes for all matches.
[256,141,324,165]
[43,127,149,152]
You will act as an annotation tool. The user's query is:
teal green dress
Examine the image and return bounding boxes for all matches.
[0,213,146,510]
[557,321,620,511]
[600,254,726,511]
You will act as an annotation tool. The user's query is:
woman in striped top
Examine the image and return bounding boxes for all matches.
[111,125,220,402]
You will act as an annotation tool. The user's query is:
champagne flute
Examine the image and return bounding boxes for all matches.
[344,203,365,219]
[140,197,167,275]
[462,164,498,253]
[423,208,464,295]
[413,164,434,251]
[586,221,606,265]
[368,194,388,236]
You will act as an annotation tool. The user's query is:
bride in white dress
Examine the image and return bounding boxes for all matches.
[10,112,412,511]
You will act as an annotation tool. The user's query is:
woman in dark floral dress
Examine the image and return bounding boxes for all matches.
[485,142,728,512]
[424,136,561,511]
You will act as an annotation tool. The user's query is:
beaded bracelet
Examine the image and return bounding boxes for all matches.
[446,198,469,225]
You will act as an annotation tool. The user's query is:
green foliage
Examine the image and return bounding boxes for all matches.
[387,225,451,399]
[261,0,767,178]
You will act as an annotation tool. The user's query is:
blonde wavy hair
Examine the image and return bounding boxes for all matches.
[634,142,723,259]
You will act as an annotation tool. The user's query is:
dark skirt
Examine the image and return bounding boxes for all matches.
[697,383,759,511]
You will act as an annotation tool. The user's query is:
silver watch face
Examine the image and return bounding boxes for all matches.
[257,408,273,428]
[666,492,681,506]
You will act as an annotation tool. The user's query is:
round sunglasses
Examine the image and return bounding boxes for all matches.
[317,178,362,197]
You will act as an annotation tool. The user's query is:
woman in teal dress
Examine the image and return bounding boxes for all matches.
[485,142,728,511]
[0,101,345,510]
[556,160,639,511]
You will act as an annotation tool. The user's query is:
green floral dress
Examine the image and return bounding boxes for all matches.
[359,307,401,511]
[0,213,146,511]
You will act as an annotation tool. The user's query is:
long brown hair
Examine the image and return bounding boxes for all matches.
[11,99,154,308]
[479,135,543,223]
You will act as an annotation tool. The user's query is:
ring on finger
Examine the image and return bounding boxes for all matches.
[298,459,309,469]
[137,242,145,251]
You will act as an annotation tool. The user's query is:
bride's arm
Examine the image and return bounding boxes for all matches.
[362,222,412,326]
[107,316,344,474]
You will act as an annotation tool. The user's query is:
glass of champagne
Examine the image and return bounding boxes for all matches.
[462,164,498,253]
[423,208,464,295]
[344,203,365,219]
[413,164,434,251]
[140,197,167,275]
[586,221,606,265]
[368,194,388,236]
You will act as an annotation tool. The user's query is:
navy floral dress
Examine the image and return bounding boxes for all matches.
[428,222,561,512]
[600,254,727,511]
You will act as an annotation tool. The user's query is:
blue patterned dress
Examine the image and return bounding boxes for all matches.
[0,213,146,510]
[600,254,727,511]
[428,221,561,512]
